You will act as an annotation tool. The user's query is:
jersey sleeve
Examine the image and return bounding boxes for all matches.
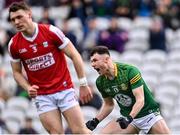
[49,25,70,49]
[8,38,20,62]
[128,66,144,90]
[96,78,109,98]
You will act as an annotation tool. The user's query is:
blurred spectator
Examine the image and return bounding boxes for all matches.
[92,0,114,17]
[15,85,30,100]
[137,0,156,17]
[156,0,180,30]
[38,6,55,25]
[0,0,5,18]
[0,118,10,134]
[0,45,4,57]
[5,0,23,8]
[0,87,11,102]
[82,17,99,59]
[114,0,135,18]
[55,0,70,6]
[0,27,9,57]
[97,17,128,53]
[28,0,49,7]
[61,19,79,52]
[83,0,94,17]
[149,17,167,51]
[18,117,38,134]
[67,0,87,25]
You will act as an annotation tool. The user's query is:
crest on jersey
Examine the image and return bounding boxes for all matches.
[43,41,48,47]
[105,88,111,93]
[120,83,128,91]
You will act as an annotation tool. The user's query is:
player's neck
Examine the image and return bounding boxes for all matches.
[106,63,115,80]
[22,22,36,37]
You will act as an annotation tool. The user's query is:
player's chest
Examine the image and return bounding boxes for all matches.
[18,39,56,60]
[102,76,130,97]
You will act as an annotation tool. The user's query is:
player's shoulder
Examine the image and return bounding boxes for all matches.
[38,23,62,34]
[96,75,103,84]
[12,32,21,40]
[116,62,140,72]
[9,32,22,46]
[38,23,51,30]
[116,62,133,69]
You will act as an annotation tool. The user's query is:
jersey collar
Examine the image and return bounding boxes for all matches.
[114,63,118,77]
[21,22,38,42]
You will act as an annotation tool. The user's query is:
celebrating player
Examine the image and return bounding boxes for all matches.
[86,46,170,134]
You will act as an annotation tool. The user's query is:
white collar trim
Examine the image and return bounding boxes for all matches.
[21,23,38,42]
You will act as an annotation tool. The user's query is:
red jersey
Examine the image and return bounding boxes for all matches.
[8,23,74,95]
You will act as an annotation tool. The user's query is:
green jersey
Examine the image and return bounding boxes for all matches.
[96,62,159,118]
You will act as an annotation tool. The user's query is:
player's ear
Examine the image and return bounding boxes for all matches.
[104,55,110,63]
[27,9,32,19]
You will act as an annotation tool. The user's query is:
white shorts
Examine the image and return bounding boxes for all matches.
[34,88,79,115]
[131,112,163,134]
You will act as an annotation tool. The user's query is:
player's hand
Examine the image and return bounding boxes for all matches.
[27,85,39,98]
[79,85,93,104]
[86,118,99,131]
[116,115,133,129]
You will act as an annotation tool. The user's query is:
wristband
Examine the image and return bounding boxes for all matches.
[127,115,133,123]
[79,77,88,86]
[93,118,100,124]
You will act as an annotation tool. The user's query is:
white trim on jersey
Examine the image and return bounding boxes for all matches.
[8,38,21,62]
[49,25,69,49]
[21,23,39,42]
[58,37,69,49]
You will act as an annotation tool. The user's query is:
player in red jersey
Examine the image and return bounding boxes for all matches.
[8,1,93,134]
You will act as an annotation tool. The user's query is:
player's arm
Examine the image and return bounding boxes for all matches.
[62,41,85,80]
[11,61,29,89]
[96,97,115,121]
[117,67,144,129]
[11,61,38,98]
[129,85,144,118]
[117,85,144,129]
[49,25,92,103]
[62,41,93,103]
[86,97,114,130]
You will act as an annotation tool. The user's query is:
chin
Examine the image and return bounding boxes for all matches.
[16,27,25,32]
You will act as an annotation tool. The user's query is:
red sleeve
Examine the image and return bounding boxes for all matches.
[8,38,20,62]
[48,25,70,49]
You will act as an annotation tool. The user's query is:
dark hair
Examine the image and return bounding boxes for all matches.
[90,46,110,57]
[9,1,30,14]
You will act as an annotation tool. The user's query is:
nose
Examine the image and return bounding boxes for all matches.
[14,18,20,25]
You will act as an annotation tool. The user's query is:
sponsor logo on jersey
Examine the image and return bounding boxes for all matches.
[19,48,27,53]
[25,53,55,71]
[114,94,132,107]
[112,85,119,93]
[43,41,48,47]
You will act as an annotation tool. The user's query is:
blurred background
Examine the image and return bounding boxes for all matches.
[0,0,180,134]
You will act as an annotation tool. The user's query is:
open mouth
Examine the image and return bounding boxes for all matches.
[95,68,100,73]
[16,25,23,29]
